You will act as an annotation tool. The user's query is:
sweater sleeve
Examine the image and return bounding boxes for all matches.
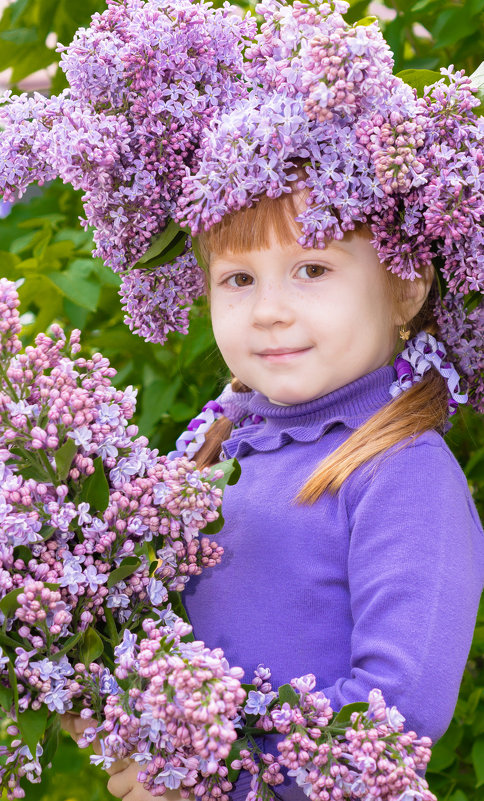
[321,434,484,742]
[239,434,484,801]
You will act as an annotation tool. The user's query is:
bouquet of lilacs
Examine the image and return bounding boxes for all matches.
[0,276,438,801]
[0,277,242,798]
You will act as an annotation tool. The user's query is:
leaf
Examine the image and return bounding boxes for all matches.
[137,376,182,435]
[0,684,13,712]
[107,556,142,589]
[209,458,241,491]
[0,586,23,617]
[40,717,60,769]
[354,15,378,26]
[80,627,104,667]
[225,736,248,783]
[17,705,48,760]
[140,231,188,270]
[278,684,299,708]
[79,456,110,512]
[54,438,77,481]
[137,219,185,264]
[201,512,225,537]
[396,69,444,97]
[7,660,18,717]
[427,738,457,772]
[472,736,484,786]
[13,545,31,564]
[332,701,368,725]
[431,8,477,50]
[47,269,101,311]
[51,631,83,661]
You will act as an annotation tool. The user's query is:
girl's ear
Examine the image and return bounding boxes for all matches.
[394,264,435,326]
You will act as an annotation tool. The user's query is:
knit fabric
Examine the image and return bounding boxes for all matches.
[183,366,484,801]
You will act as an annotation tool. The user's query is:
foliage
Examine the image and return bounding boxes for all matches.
[0,0,483,799]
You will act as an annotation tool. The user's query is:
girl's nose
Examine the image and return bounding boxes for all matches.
[250,282,294,328]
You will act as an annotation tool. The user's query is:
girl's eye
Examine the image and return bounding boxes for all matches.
[226,273,254,287]
[297,264,328,279]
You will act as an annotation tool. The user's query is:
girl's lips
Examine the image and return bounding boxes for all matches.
[257,347,312,362]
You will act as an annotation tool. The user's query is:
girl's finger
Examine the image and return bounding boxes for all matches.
[107,762,139,798]
[106,757,131,776]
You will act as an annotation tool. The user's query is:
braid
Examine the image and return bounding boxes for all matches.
[194,376,252,468]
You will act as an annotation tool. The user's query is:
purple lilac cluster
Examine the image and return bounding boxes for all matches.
[177,0,483,410]
[119,251,205,343]
[0,278,228,798]
[234,670,437,801]
[0,0,255,343]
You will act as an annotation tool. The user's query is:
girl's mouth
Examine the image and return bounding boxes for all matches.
[257,347,312,362]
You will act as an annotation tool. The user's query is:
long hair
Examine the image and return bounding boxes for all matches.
[194,190,448,504]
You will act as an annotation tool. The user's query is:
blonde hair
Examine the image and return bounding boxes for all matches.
[194,190,448,503]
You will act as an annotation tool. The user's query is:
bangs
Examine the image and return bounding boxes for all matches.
[197,190,304,266]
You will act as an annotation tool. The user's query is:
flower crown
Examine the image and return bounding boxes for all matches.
[0,0,482,410]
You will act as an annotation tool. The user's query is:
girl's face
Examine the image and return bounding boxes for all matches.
[208,228,401,405]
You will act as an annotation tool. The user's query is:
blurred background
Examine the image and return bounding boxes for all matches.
[0,0,483,798]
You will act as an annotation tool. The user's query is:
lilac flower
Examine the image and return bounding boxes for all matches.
[68,426,93,449]
[0,647,9,669]
[59,557,87,594]
[154,762,189,789]
[147,578,168,607]
[44,683,71,714]
[84,565,108,592]
[244,690,277,715]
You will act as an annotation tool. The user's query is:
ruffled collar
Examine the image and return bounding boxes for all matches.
[222,365,397,459]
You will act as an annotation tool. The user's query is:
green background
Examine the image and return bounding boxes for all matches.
[0,0,483,799]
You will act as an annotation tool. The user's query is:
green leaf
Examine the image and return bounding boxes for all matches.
[191,236,207,271]
[7,660,18,716]
[140,232,188,270]
[278,683,299,708]
[47,269,101,311]
[18,705,48,760]
[40,717,60,769]
[79,456,110,512]
[0,586,23,617]
[138,376,182,435]
[107,556,142,589]
[54,437,77,481]
[201,511,225,536]
[396,69,444,97]
[0,684,13,712]
[137,219,185,264]
[427,738,457,772]
[226,736,248,783]
[354,15,377,27]
[332,701,368,725]
[80,627,104,667]
[431,8,478,50]
[51,631,83,661]
[472,736,484,786]
[209,458,241,491]
[13,545,31,564]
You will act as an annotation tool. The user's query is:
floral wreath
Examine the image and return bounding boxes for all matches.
[0,0,482,420]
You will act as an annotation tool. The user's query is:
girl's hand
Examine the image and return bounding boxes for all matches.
[107,763,188,801]
[59,712,129,774]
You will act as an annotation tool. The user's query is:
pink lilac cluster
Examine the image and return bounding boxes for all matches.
[0,278,227,797]
[71,617,245,798]
[0,0,255,343]
[234,671,437,801]
[177,0,483,410]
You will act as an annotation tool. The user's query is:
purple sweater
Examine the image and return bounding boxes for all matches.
[183,366,484,800]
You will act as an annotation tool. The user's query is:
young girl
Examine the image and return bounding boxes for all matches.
[92,180,484,801]
[62,3,484,799]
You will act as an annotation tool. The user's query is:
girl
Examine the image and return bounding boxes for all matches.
[88,183,484,801]
[62,3,484,799]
